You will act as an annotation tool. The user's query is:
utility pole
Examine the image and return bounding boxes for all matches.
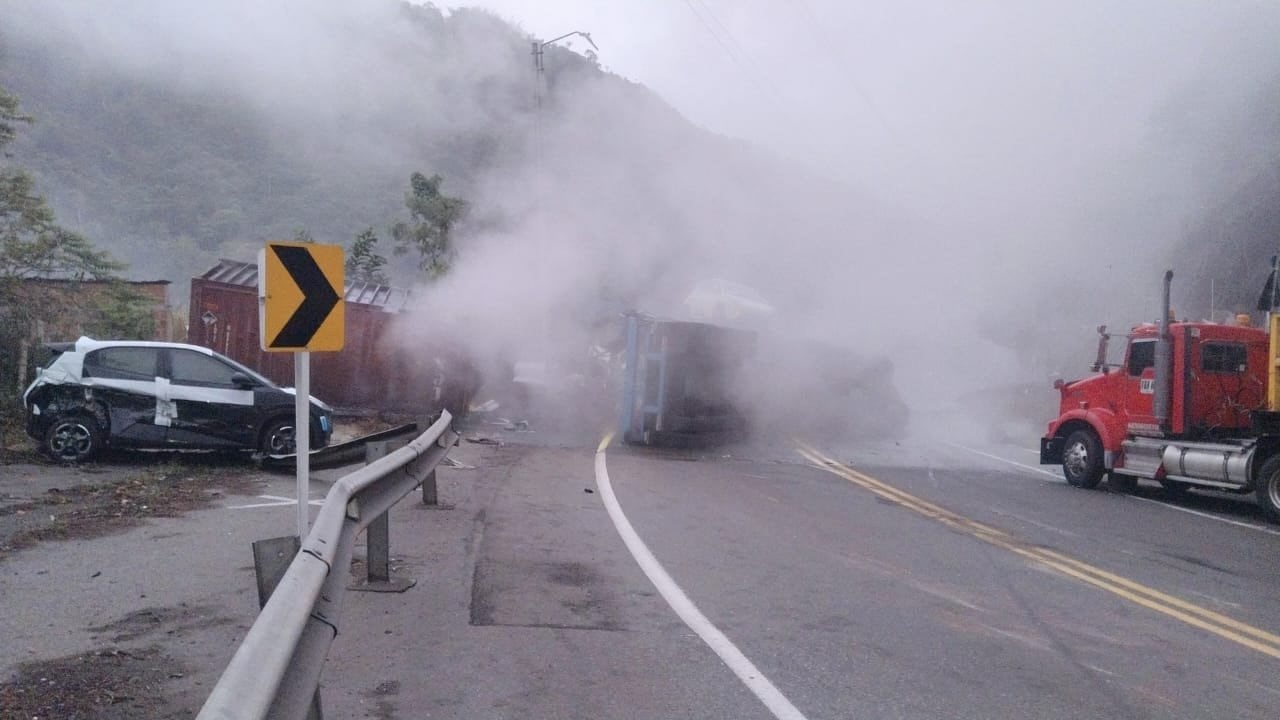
[531,31,597,109]
[530,31,597,207]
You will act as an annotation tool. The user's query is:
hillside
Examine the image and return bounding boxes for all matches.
[0,0,905,323]
[0,1,579,285]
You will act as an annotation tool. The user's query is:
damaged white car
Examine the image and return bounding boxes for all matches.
[23,337,333,462]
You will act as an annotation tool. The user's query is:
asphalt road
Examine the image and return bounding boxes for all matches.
[314,432,1280,719]
[5,428,1280,719]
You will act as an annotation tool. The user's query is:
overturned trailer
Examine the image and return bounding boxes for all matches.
[615,312,909,447]
[617,313,754,446]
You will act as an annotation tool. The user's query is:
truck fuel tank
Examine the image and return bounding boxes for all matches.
[1161,442,1253,487]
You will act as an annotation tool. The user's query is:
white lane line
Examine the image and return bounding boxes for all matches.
[949,444,1280,537]
[226,494,326,510]
[945,442,1064,481]
[594,435,808,720]
[1126,495,1280,536]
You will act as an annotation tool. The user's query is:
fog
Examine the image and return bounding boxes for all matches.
[5,0,1280,443]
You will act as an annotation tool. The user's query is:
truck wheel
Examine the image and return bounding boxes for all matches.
[1062,429,1104,489]
[1109,473,1138,494]
[1255,455,1280,523]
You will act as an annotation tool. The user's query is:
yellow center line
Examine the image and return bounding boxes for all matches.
[794,443,1280,660]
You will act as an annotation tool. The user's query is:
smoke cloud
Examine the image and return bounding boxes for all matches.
[4,0,1280,444]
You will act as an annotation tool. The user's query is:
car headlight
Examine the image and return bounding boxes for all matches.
[30,404,41,416]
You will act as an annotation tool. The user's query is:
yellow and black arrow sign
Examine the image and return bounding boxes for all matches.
[258,242,345,352]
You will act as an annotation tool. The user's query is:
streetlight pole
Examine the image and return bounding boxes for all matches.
[531,31,598,110]
[530,31,597,209]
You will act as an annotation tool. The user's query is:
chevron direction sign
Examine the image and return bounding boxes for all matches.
[258,242,345,352]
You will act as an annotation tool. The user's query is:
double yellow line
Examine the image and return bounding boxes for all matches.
[795,442,1280,660]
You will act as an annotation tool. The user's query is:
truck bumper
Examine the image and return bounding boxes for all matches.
[1040,436,1063,465]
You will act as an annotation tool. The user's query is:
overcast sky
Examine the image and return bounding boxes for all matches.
[470,1,1280,214]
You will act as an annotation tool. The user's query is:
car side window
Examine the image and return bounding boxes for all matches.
[84,347,160,380]
[170,349,240,387]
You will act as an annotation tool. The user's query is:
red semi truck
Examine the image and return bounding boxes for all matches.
[1040,269,1280,521]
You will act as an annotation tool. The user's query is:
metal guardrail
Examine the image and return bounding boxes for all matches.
[197,410,456,720]
[258,422,421,472]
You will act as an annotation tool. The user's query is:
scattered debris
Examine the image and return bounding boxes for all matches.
[0,645,181,719]
[0,463,263,560]
[504,420,531,432]
[470,399,500,413]
[466,436,503,446]
[442,457,476,470]
[584,488,595,494]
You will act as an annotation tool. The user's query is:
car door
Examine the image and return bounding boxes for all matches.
[163,348,258,448]
[81,346,165,446]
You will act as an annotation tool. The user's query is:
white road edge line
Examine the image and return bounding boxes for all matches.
[945,442,1064,481]
[594,440,809,720]
[226,494,325,510]
[1126,495,1280,536]
[948,443,1280,536]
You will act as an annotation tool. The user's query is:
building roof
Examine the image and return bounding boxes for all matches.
[199,258,411,313]
[23,278,171,285]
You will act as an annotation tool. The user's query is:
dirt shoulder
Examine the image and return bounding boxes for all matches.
[0,448,266,561]
[0,449,272,718]
[0,416,412,718]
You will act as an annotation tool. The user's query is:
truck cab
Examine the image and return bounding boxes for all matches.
[1040,270,1280,521]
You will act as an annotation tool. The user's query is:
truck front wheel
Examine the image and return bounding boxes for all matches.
[1255,455,1280,523]
[1062,429,1105,489]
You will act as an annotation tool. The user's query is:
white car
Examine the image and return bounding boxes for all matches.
[23,337,333,462]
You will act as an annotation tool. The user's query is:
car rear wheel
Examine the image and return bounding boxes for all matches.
[261,419,297,456]
[44,415,102,462]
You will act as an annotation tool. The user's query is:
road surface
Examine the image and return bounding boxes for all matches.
[4,429,1279,718]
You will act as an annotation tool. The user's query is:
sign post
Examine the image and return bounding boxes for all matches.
[258,242,344,538]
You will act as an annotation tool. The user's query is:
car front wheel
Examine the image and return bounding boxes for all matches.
[261,419,297,456]
[44,416,102,462]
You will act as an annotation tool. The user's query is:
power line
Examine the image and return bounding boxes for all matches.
[780,0,896,141]
[679,0,776,100]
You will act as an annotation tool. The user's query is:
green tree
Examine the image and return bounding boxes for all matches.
[346,227,389,285]
[0,84,140,401]
[391,172,468,279]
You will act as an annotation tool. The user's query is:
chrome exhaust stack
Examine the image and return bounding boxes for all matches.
[1153,270,1173,433]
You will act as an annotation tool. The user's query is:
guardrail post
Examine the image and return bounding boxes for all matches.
[350,439,416,593]
[252,535,324,718]
[421,468,438,505]
[252,535,300,609]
